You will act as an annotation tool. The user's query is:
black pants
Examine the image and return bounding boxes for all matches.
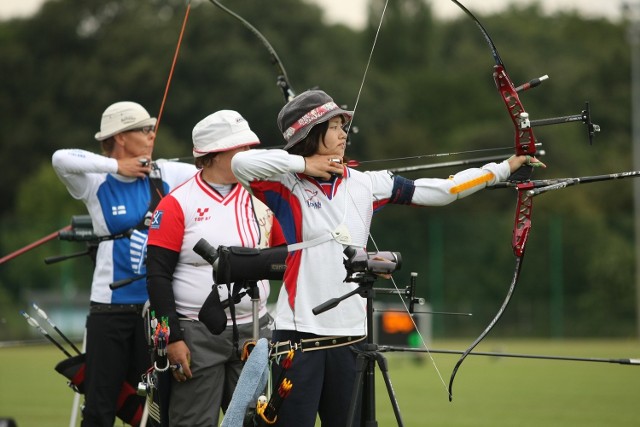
[270,330,362,427]
[81,307,149,427]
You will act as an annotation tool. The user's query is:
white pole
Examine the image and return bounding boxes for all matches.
[69,329,86,427]
[140,398,150,427]
[624,1,640,338]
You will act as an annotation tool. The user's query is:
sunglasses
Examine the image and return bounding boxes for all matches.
[129,125,155,135]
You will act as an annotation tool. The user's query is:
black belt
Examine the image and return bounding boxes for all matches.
[90,303,145,315]
[270,335,366,357]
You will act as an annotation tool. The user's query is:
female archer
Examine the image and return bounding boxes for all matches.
[231,89,543,426]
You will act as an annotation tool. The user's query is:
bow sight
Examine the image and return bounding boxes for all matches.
[44,215,132,267]
[57,215,97,242]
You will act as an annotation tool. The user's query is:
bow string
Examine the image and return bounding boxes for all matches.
[208,0,454,396]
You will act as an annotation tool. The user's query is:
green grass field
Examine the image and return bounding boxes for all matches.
[1,339,638,426]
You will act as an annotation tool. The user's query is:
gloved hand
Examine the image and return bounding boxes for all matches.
[129,229,148,275]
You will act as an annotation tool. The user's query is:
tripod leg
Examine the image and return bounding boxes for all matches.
[346,354,368,427]
[374,353,404,426]
[363,354,377,427]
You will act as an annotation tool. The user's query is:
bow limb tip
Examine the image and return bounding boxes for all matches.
[447,371,457,402]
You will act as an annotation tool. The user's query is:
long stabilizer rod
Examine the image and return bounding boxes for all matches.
[0,225,72,265]
[379,345,640,365]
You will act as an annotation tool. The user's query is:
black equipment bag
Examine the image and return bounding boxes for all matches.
[54,354,146,427]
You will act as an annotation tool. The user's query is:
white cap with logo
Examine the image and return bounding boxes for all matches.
[94,101,157,141]
[192,110,260,157]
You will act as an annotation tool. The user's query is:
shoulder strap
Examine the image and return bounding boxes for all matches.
[135,163,165,231]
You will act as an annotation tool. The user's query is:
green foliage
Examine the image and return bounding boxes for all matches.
[1,165,90,303]
[0,0,635,338]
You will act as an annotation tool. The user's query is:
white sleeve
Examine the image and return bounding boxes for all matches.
[51,149,118,200]
[155,160,197,188]
[231,149,306,188]
[411,160,512,206]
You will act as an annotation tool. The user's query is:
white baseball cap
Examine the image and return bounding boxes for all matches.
[94,101,157,141]
[192,110,260,158]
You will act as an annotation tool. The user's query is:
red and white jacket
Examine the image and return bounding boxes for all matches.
[148,170,284,325]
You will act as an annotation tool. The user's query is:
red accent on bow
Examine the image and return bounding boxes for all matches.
[493,64,538,257]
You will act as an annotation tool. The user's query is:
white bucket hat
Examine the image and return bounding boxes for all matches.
[94,101,157,141]
[192,110,260,157]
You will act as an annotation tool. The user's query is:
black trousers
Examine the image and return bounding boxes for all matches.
[81,307,149,427]
[270,330,362,427]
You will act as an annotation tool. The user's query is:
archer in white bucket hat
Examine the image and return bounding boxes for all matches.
[192,110,260,157]
[94,101,157,141]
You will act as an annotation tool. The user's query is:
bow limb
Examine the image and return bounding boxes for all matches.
[450,0,537,158]
[447,1,540,401]
[447,256,523,395]
[208,0,295,102]
[447,185,533,400]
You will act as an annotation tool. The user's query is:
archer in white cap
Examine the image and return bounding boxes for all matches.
[91,101,158,174]
[94,101,158,141]
[51,100,196,426]
[231,89,545,427]
[146,110,285,427]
